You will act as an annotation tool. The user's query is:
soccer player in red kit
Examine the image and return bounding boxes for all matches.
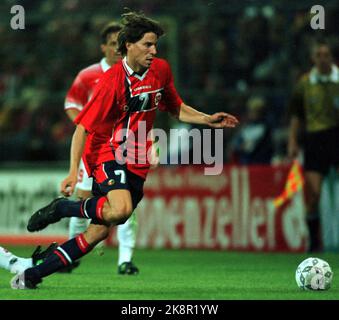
[12,12,239,289]
[64,22,140,275]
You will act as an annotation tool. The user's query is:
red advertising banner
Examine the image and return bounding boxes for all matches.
[107,165,308,252]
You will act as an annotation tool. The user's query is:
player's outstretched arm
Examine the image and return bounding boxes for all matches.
[178,103,239,128]
[61,124,87,197]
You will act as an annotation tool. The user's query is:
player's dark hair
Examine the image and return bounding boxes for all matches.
[100,22,122,44]
[117,11,164,55]
[310,39,333,56]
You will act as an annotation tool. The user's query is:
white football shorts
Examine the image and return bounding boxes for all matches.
[76,159,93,191]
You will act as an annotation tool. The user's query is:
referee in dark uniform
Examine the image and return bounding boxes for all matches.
[288,40,339,252]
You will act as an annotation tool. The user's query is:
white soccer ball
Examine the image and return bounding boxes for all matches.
[295,257,333,291]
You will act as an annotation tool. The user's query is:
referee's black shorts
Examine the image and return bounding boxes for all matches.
[304,126,339,175]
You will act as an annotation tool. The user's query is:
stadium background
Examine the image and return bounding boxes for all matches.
[0,0,339,300]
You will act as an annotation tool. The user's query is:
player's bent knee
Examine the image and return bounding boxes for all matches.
[111,205,133,225]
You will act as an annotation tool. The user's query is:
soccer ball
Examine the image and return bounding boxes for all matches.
[295,257,333,291]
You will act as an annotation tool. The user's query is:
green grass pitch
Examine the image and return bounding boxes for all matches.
[0,246,338,300]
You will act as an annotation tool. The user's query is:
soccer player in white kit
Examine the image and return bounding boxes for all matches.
[64,22,139,275]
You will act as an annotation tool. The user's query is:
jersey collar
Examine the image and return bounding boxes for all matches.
[310,64,339,84]
[122,56,149,80]
[100,58,111,72]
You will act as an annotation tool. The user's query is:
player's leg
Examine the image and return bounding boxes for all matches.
[0,246,32,274]
[15,162,144,288]
[65,159,102,271]
[68,189,92,239]
[69,216,90,240]
[117,213,139,275]
[64,190,91,273]
[27,188,132,232]
[14,163,140,288]
[13,188,134,289]
[69,160,93,240]
[116,170,144,275]
[64,213,89,273]
[304,170,324,252]
[11,223,110,289]
[302,131,330,253]
[0,243,57,274]
[27,166,135,233]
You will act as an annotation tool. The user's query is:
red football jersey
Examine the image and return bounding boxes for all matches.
[64,58,111,111]
[75,57,183,179]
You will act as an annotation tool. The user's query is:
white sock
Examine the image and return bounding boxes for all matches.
[69,217,89,239]
[0,246,32,273]
[118,245,133,265]
[117,214,137,265]
[9,257,33,274]
[0,246,13,271]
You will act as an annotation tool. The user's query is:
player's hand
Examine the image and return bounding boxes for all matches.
[207,112,239,128]
[60,173,78,197]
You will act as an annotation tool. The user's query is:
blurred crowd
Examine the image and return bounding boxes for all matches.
[0,0,338,164]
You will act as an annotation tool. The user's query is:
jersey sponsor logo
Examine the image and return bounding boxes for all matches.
[133,85,152,91]
[130,88,163,98]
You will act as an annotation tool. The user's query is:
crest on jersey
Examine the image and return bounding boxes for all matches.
[108,179,115,186]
